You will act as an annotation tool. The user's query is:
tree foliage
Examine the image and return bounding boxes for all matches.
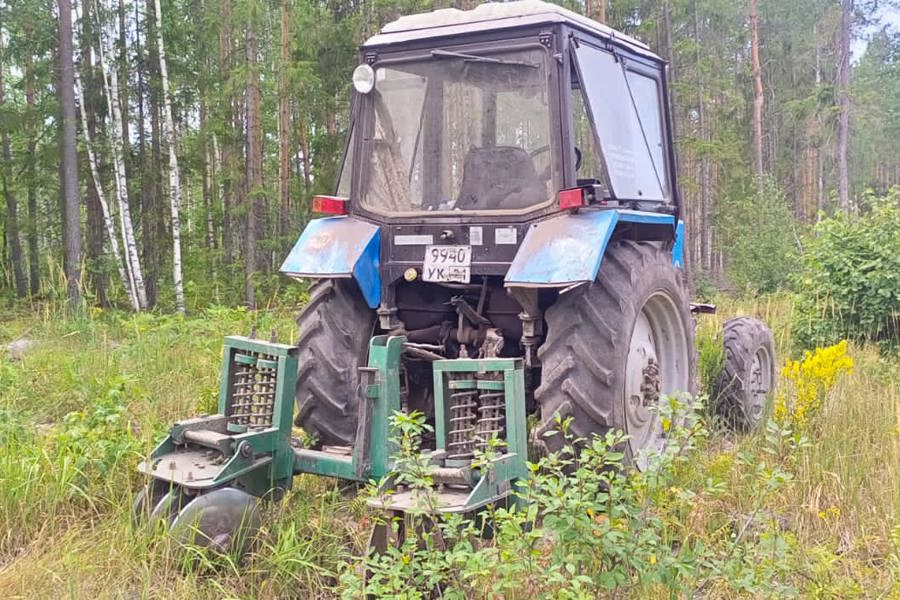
[0,0,898,308]
[716,177,801,293]
[793,187,900,351]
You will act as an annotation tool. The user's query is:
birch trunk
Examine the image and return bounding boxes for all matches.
[96,22,147,309]
[153,0,186,313]
[74,65,138,310]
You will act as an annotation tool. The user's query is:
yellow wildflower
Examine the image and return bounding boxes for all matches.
[775,340,853,430]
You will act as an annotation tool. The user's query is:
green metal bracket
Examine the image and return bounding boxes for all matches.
[139,336,299,497]
[292,335,405,482]
[369,356,529,515]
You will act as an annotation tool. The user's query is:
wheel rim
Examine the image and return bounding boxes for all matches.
[746,346,773,424]
[624,292,690,469]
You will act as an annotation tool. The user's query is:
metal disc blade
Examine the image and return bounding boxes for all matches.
[134,480,180,524]
[170,487,260,555]
[149,488,185,524]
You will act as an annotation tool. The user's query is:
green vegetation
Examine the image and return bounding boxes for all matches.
[716,178,801,294]
[793,188,900,351]
[1,295,897,598]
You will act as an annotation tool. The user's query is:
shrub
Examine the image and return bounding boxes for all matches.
[343,400,804,598]
[793,188,900,350]
[717,177,801,293]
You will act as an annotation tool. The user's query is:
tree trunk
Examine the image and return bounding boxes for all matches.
[299,117,312,193]
[200,97,215,248]
[749,0,764,180]
[58,0,82,309]
[117,0,133,191]
[0,10,27,298]
[154,0,186,313]
[278,0,292,243]
[75,57,138,310]
[245,16,263,308]
[219,0,234,265]
[24,19,39,295]
[836,0,853,211]
[97,14,148,309]
[80,0,109,306]
[693,0,711,273]
[142,0,164,308]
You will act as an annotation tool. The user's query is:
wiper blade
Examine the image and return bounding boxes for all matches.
[430,49,539,68]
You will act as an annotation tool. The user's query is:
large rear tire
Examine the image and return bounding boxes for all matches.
[535,241,696,468]
[295,279,375,447]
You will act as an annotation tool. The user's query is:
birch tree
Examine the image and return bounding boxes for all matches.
[96,11,147,309]
[74,58,138,310]
[153,0,186,313]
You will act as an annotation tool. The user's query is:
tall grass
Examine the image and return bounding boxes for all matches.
[0,296,897,598]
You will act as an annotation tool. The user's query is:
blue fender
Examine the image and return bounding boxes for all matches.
[672,220,685,269]
[504,209,676,288]
[279,216,381,308]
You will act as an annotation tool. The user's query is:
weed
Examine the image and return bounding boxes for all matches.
[774,340,854,430]
[0,298,896,598]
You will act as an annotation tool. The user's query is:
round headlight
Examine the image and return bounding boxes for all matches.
[352,64,376,94]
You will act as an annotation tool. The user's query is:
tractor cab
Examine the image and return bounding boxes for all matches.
[342,0,676,218]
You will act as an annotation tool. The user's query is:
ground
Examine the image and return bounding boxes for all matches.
[0,296,897,598]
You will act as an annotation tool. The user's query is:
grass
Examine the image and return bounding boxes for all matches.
[0,295,897,598]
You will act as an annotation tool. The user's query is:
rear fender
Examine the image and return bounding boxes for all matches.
[504,210,677,288]
[279,216,381,308]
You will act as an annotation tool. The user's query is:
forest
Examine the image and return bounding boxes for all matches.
[0,0,897,307]
[0,0,899,598]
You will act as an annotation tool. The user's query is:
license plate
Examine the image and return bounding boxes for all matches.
[422,245,471,283]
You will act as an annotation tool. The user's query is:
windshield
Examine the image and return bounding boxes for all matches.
[356,47,553,214]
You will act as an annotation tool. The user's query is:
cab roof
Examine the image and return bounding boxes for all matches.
[364,0,660,61]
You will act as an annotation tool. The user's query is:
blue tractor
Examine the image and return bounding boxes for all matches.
[285,0,698,464]
[137,0,776,555]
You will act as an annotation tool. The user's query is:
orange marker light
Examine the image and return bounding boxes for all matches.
[312,195,349,215]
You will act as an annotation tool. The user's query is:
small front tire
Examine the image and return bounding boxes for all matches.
[712,317,776,431]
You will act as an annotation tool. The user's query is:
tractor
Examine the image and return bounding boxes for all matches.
[135,0,776,556]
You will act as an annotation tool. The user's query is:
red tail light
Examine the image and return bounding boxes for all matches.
[312,195,349,215]
[558,187,585,210]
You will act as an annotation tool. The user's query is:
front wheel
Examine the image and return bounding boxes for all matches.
[712,317,776,431]
[535,241,696,468]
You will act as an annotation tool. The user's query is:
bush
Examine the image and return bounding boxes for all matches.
[793,189,900,350]
[344,401,805,598]
[717,177,801,293]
